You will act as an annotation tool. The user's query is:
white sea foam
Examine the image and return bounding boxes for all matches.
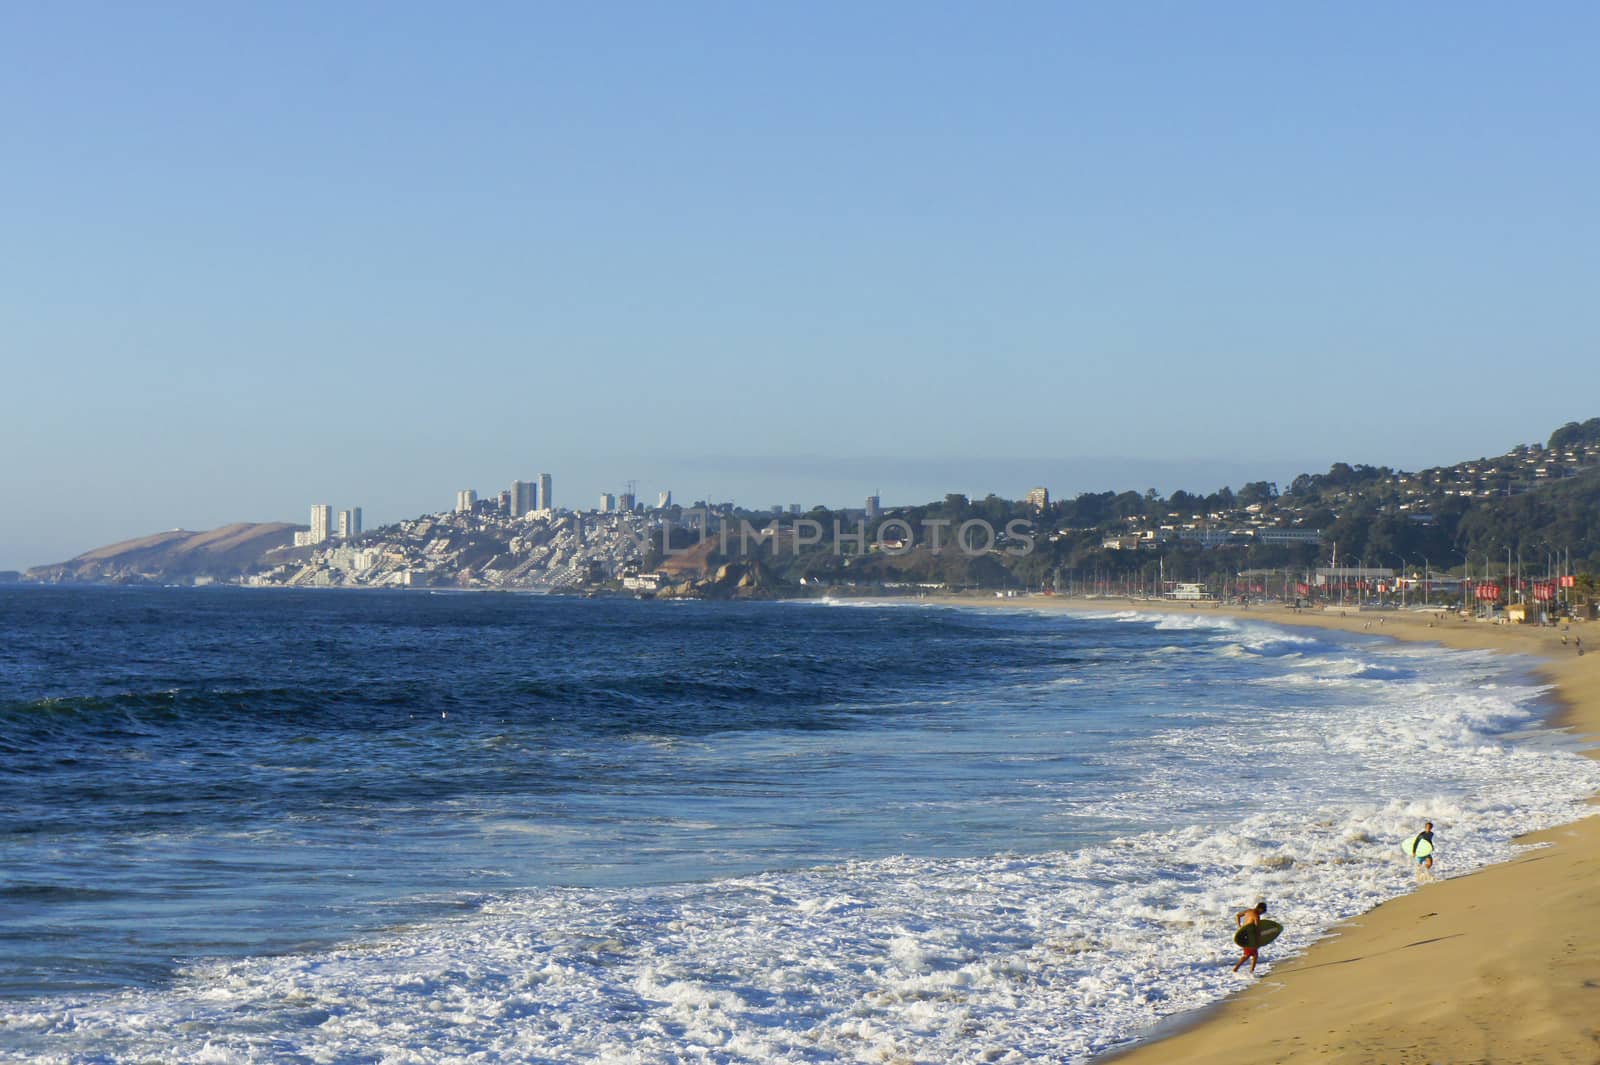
[7,616,1598,1064]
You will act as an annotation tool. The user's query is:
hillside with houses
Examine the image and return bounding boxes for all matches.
[19,420,1600,604]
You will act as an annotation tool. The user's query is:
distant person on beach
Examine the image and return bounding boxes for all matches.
[1232,901,1268,974]
[1412,821,1435,877]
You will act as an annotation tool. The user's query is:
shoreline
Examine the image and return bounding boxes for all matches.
[940,595,1600,1064]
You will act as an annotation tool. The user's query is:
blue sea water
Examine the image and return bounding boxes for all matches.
[1,588,1596,1063]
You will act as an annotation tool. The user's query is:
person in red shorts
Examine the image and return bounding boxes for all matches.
[1232,900,1268,974]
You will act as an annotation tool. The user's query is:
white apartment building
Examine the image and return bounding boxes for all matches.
[337,507,362,539]
[310,504,332,545]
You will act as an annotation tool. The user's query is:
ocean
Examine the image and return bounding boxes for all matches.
[2,587,1596,1063]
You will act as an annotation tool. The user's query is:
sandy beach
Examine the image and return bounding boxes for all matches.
[950,596,1600,1064]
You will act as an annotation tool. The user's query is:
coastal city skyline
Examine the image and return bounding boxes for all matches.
[20,416,1600,595]
[4,451,1341,571]
[0,422,1585,573]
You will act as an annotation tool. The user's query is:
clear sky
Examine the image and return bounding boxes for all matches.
[4,3,1599,570]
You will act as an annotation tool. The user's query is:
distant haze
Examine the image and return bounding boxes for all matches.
[5,6,1598,569]
[0,444,1487,572]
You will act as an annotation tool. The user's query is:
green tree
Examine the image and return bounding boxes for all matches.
[1238,481,1278,507]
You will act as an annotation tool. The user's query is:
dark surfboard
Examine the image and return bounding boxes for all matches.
[1233,919,1282,949]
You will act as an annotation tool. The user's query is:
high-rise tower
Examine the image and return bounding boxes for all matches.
[510,481,535,517]
[310,504,332,544]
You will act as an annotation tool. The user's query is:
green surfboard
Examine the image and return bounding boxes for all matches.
[1233,919,1282,949]
[1404,835,1434,859]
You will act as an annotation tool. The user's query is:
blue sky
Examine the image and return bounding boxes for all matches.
[4,4,1599,569]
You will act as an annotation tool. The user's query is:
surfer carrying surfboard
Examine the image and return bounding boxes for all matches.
[1231,901,1270,974]
[1410,821,1435,876]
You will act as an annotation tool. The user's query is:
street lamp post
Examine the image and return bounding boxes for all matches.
[1483,551,1495,618]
